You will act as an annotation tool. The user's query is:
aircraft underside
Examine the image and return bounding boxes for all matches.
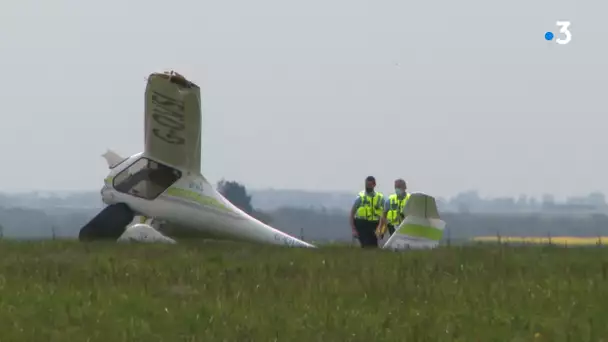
[78,203,230,243]
[78,203,174,243]
[79,203,135,241]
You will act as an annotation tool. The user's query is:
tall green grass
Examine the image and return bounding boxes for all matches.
[0,240,607,341]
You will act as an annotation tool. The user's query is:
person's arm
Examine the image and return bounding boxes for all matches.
[377,199,389,236]
[349,197,360,237]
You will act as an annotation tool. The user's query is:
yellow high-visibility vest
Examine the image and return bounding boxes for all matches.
[355,191,384,221]
[386,193,410,226]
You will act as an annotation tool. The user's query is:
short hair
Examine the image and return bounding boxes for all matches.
[365,176,376,183]
[394,178,406,187]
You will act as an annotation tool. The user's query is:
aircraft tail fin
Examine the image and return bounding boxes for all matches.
[102,149,125,169]
[382,192,446,250]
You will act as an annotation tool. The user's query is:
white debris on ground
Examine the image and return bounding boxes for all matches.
[117,223,177,244]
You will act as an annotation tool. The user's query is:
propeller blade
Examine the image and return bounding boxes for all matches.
[79,203,135,241]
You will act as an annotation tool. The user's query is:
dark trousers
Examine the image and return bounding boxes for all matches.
[388,224,395,236]
[354,219,379,248]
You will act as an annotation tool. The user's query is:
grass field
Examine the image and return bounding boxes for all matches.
[1,240,608,341]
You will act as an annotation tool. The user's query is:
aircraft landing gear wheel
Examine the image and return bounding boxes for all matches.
[79,203,135,241]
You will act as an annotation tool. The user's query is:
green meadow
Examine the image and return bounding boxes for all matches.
[0,240,607,341]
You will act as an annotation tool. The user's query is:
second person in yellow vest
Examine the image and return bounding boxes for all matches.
[377,178,410,238]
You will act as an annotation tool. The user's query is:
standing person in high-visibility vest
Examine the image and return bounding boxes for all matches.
[349,176,385,248]
[376,179,410,238]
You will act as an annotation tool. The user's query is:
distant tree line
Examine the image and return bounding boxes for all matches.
[217,181,608,243]
[0,181,608,242]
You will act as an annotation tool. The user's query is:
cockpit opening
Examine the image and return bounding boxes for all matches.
[113,157,182,200]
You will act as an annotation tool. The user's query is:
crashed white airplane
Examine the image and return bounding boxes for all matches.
[79,71,314,248]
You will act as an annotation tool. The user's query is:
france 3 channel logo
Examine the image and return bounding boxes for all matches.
[544,21,572,45]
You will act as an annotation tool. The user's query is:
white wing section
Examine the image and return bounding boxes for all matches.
[144,71,202,174]
[382,192,446,250]
[118,223,177,244]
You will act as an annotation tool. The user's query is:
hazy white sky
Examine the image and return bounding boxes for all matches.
[0,0,604,199]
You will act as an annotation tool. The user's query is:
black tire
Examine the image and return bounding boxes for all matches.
[79,203,135,241]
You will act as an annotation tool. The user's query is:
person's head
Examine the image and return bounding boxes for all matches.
[365,176,376,193]
[394,178,407,196]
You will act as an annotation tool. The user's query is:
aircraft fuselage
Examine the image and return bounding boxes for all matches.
[100,152,314,248]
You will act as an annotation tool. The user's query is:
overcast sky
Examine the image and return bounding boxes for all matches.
[0,0,604,199]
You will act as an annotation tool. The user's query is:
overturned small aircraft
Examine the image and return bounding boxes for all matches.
[79,71,314,248]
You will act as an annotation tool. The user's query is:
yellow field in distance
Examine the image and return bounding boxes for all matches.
[472,236,608,246]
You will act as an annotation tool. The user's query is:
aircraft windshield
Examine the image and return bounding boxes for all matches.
[113,157,182,200]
